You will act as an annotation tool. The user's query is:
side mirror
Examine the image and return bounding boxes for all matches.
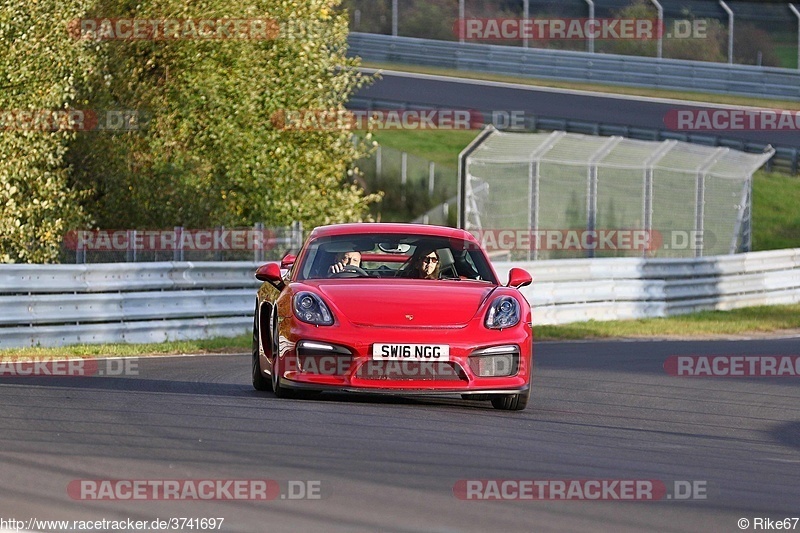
[507,267,532,288]
[255,262,285,291]
[280,253,297,269]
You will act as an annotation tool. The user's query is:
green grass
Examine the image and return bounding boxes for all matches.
[363,130,800,252]
[366,130,478,169]
[775,44,798,70]
[0,335,251,361]
[536,305,800,340]
[2,305,799,358]
[363,61,800,111]
[752,171,800,251]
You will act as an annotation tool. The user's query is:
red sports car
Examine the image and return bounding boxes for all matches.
[251,223,534,410]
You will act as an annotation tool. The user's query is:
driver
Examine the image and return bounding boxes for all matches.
[328,251,362,274]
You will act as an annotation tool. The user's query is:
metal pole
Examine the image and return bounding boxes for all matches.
[790,4,800,70]
[392,0,398,37]
[459,0,465,44]
[401,151,407,204]
[376,145,382,181]
[584,0,595,54]
[719,0,734,64]
[649,0,663,59]
[523,0,529,48]
[428,162,435,196]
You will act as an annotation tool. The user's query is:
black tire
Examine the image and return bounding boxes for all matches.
[271,352,294,399]
[252,309,272,392]
[491,388,530,411]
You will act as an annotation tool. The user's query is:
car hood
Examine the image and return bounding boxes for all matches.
[309,280,497,327]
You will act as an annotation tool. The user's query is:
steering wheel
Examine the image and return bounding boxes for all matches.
[328,265,371,278]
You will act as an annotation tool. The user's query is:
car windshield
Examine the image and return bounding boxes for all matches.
[295,233,498,283]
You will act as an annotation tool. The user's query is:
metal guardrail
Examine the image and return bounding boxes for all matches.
[494,248,800,325]
[1,248,799,348]
[0,262,261,348]
[348,96,800,174]
[348,33,800,101]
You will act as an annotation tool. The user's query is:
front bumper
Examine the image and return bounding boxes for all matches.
[273,321,533,394]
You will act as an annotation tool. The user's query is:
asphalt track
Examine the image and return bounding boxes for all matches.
[353,69,800,149]
[1,337,799,532]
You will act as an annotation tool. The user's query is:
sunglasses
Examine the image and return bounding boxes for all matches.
[422,256,439,264]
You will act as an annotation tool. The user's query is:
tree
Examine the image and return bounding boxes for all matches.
[0,0,97,263]
[1,0,379,263]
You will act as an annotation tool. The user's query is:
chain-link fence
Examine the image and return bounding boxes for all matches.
[343,0,798,67]
[357,144,457,222]
[461,130,774,259]
[59,222,304,263]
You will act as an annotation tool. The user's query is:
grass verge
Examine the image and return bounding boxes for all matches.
[362,61,800,110]
[362,130,799,252]
[536,304,800,340]
[0,335,251,361]
[1,305,798,358]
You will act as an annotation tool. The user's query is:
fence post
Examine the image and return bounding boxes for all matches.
[254,222,264,263]
[401,151,407,204]
[291,221,304,250]
[376,145,382,181]
[428,161,435,196]
[174,226,183,262]
[126,229,136,262]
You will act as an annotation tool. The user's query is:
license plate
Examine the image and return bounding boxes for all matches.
[372,344,450,361]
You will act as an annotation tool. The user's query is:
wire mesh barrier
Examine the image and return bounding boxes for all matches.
[356,144,457,222]
[59,222,304,264]
[460,129,774,260]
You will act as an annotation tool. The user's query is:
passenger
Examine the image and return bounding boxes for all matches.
[328,251,362,274]
[408,247,440,279]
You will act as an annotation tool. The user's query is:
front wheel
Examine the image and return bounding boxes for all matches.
[491,388,530,411]
[271,353,295,399]
[252,313,272,392]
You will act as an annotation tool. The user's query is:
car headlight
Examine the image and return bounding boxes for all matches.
[293,292,334,325]
[485,296,520,329]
